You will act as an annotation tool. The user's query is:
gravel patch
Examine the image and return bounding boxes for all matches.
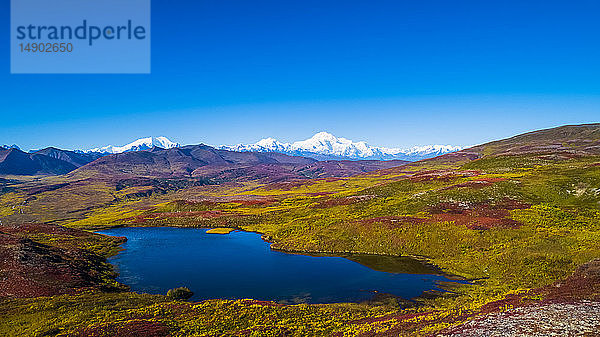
[438,301,600,337]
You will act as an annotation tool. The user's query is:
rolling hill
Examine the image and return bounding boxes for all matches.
[73,144,408,181]
[470,123,600,156]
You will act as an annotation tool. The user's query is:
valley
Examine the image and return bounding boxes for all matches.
[1,123,600,336]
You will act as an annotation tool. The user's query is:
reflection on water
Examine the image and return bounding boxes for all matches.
[344,254,442,275]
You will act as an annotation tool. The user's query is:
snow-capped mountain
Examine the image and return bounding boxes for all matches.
[77,133,458,161]
[220,132,461,161]
[84,136,180,154]
[1,144,21,150]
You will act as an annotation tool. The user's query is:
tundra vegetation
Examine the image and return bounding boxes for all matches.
[167,287,194,301]
[1,124,600,336]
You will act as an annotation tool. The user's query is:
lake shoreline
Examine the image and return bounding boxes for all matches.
[98,226,463,304]
[98,224,467,281]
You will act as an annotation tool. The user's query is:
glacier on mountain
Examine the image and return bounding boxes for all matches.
[220,132,461,161]
[84,136,180,154]
[79,133,459,161]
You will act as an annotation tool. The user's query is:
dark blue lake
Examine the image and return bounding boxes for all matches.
[98,227,455,304]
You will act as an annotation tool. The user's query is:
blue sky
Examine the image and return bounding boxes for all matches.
[1,0,599,151]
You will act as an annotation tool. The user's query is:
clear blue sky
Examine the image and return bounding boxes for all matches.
[1,0,599,151]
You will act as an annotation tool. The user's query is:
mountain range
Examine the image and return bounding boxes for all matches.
[72,145,408,182]
[0,133,461,176]
[0,142,407,179]
[220,132,461,161]
[80,133,460,161]
[0,147,102,176]
[6,122,600,178]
